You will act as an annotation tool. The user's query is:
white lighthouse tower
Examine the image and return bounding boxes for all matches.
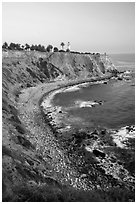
[67,42,71,51]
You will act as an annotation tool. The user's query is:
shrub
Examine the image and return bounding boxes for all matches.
[66,49,70,52]
[3,182,134,202]
[2,42,8,49]
[25,43,30,50]
[8,43,17,50]
[59,50,65,52]
[53,47,58,52]
[46,45,53,52]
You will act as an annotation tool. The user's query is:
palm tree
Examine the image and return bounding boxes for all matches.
[60,42,65,50]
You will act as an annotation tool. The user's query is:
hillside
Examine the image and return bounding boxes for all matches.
[3,50,134,202]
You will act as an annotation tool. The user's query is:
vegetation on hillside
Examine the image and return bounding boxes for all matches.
[3,181,134,202]
[2,41,106,55]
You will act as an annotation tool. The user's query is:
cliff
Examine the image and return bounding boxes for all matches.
[2,50,116,85]
[41,52,116,79]
[3,50,134,202]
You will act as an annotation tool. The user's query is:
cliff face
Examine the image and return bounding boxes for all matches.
[2,50,121,202]
[3,50,116,86]
[46,52,116,79]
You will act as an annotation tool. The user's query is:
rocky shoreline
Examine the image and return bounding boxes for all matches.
[40,78,112,132]
[40,71,135,136]
[39,74,135,194]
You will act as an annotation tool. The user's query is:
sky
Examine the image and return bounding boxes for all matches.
[2,2,135,54]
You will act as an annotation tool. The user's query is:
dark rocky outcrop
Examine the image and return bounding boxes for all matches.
[93,149,105,158]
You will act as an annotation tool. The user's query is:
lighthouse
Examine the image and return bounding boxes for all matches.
[67,42,71,51]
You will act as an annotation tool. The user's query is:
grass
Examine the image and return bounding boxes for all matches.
[3,182,135,202]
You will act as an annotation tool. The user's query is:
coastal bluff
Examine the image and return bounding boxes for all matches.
[2,50,117,84]
[3,50,134,202]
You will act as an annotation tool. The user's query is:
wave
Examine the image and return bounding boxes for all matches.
[75,100,103,108]
[111,126,135,149]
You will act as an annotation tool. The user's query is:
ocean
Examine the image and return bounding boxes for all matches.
[52,53,135,130]
[110,53,135,72]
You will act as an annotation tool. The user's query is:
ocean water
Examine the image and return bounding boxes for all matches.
[110,53,135,72]
[52,54,135,130]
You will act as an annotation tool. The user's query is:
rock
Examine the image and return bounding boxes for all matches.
[118,77,123,80]
[47,111,52,114]
[26,83,32,87]
[93,149,105,158]
[16,124,26,134]
[99,168,105,174]
[93,135,98,140]
[117,161,123,165]
[17,135,35,149]
[101,129,106,135]
[110,156,117,163]
[126,126,134,132]
[91,129,99,136]
[80,174,87,179]
[98,101,103,105]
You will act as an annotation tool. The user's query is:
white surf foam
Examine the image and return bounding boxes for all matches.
[111,126,135,149]
[75,100,100,108]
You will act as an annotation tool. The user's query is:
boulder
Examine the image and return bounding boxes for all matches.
[98,101,103,105]
[91,129,99,136]
[126,126,134,132]
[93,149,105,158]
[118,77,123,80]
[101,129,106,135]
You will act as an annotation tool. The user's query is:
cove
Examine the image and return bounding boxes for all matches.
[52,78,135,130]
